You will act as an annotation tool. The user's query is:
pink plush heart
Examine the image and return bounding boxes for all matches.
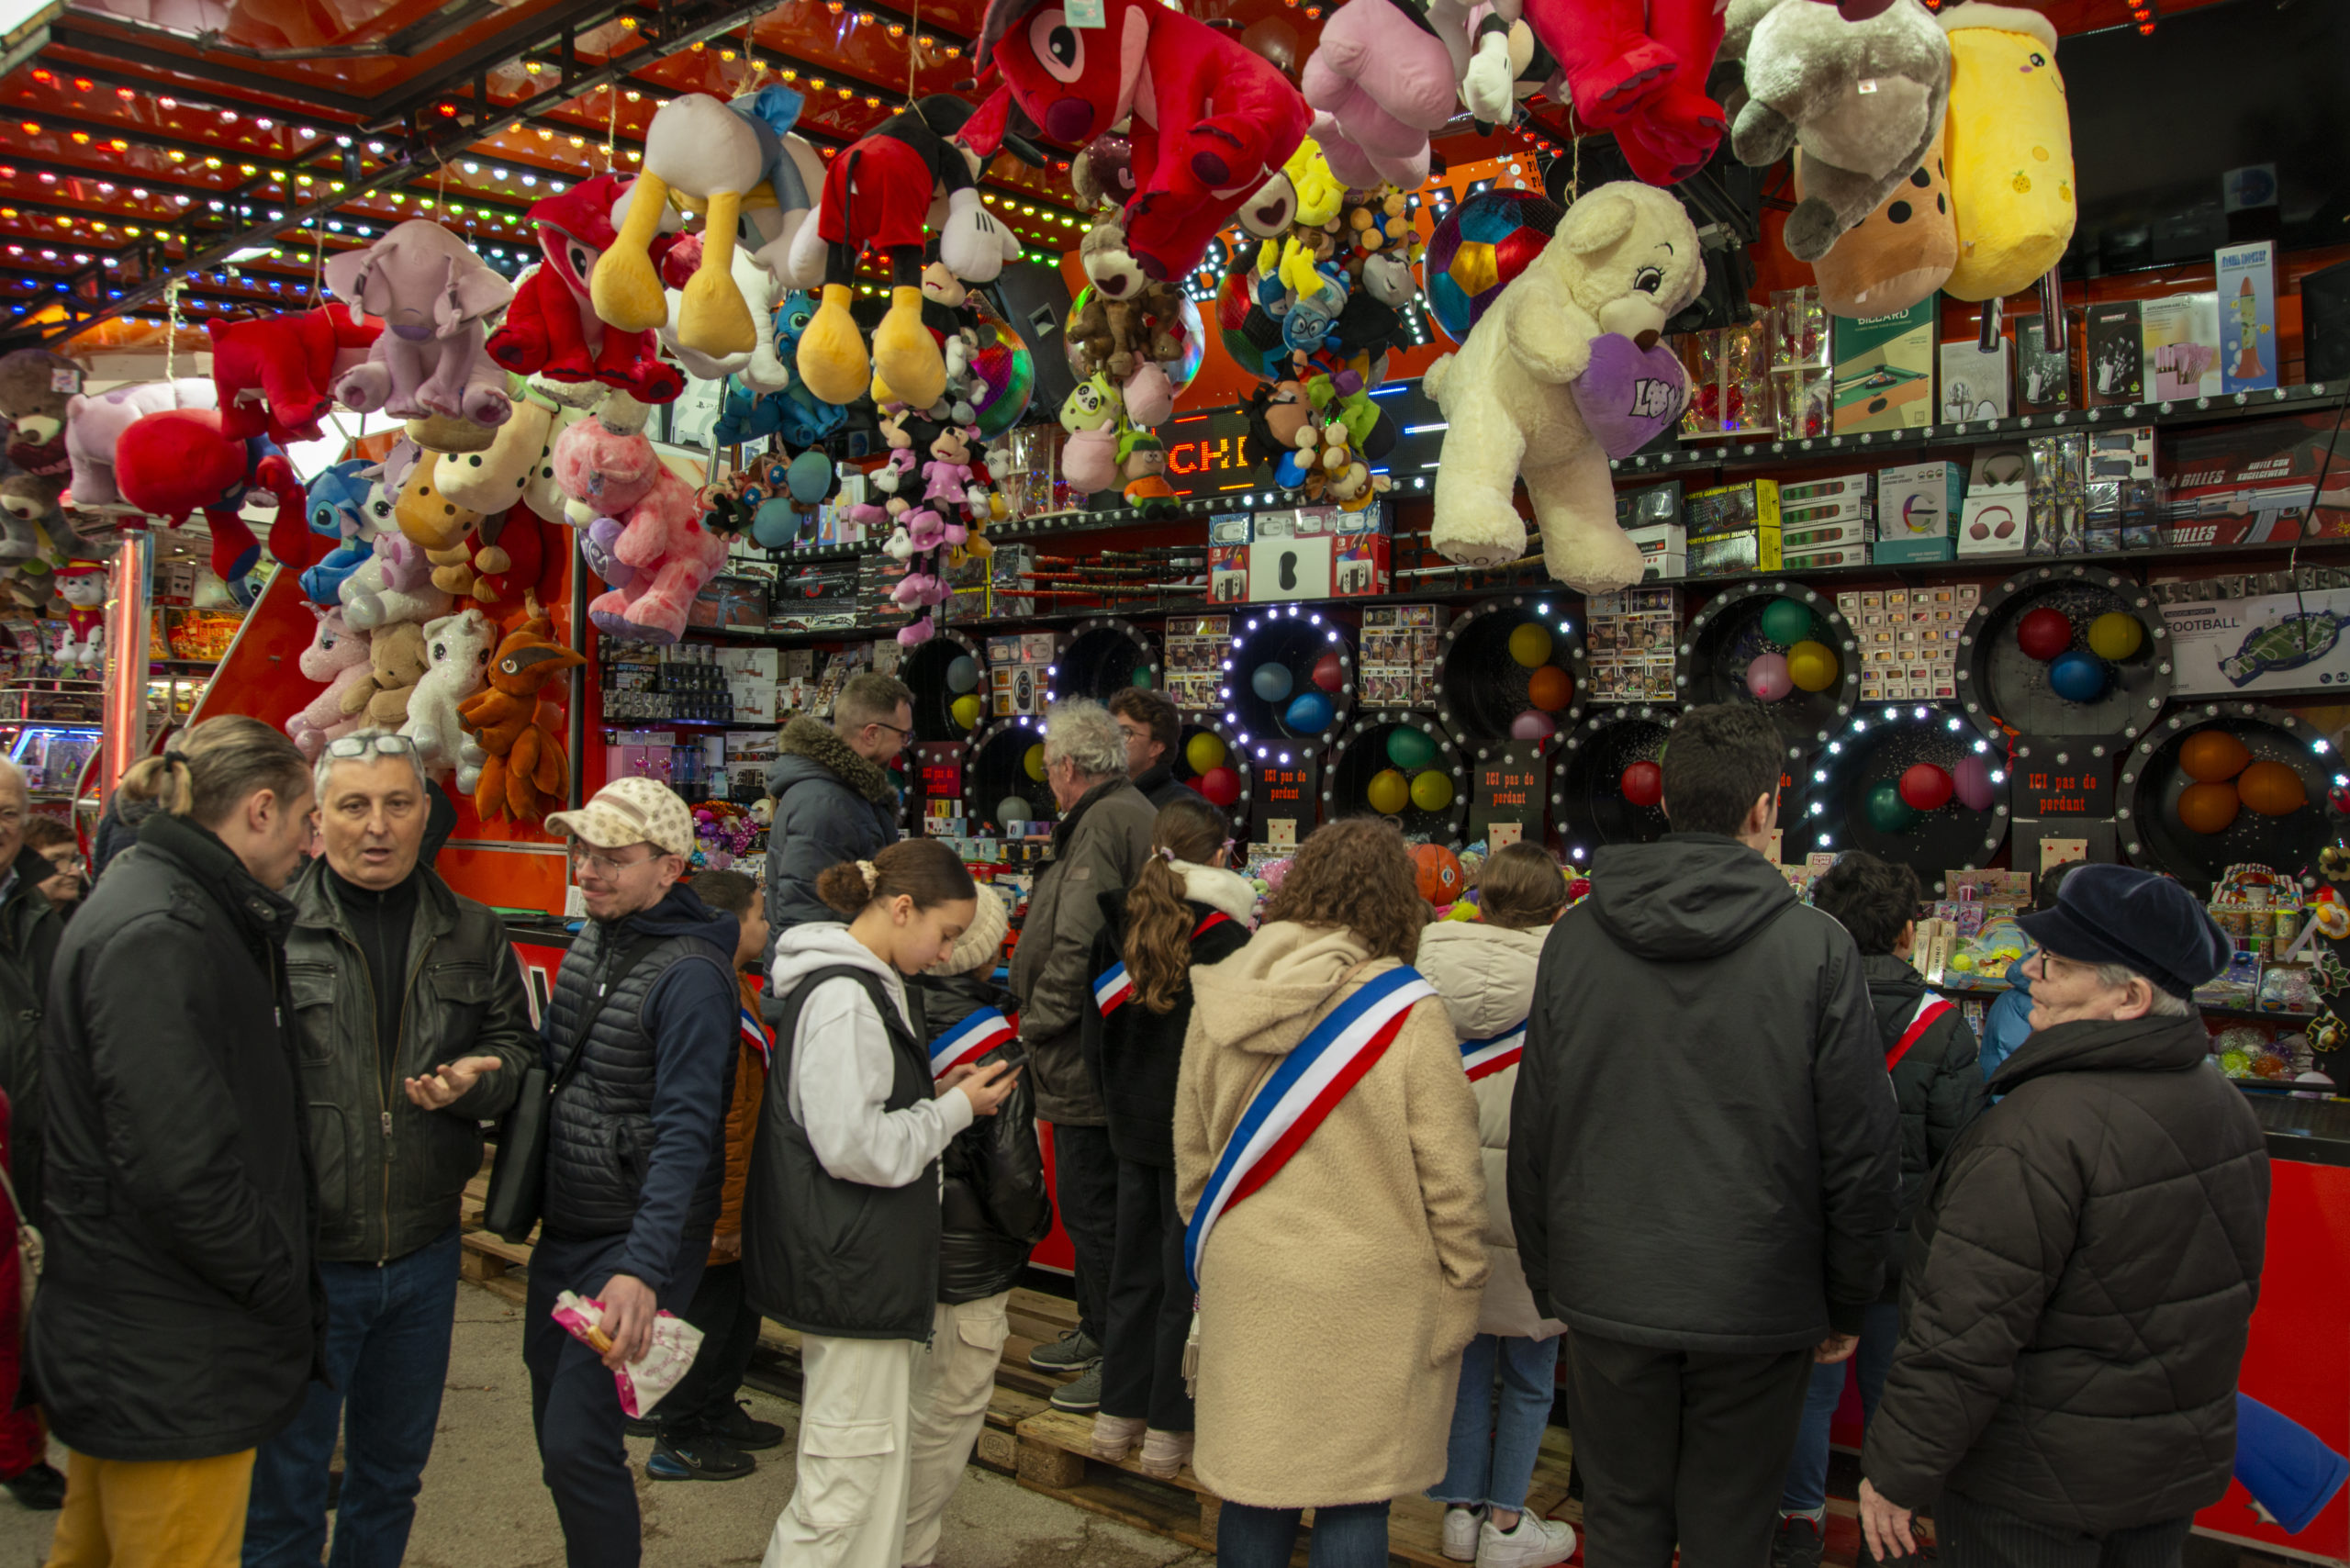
[1572,333,1689,459]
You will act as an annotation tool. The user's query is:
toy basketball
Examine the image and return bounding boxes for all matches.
[1197,766,1242,807]
[1508,622,1553,668]
[1367,767,1410,814]
[1899,763,1953,812]
[1785,641,1840,693]
[1423,189,1565,342]
[1186,731,1228,773]
[2016,607,2074,662]
[1410,842,1465,903]
[1527,666,1574,711]
[964,298,1039,439]
[2238,759,2307,817]
[2180,730,2252,783]
[1410,769,1456,812]
[2087,611,2145,662]
[2177,780,2241,834]
[1621,759,1664,809]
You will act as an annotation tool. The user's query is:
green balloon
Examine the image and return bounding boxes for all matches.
[1865,780,1919,834]
[1130,666,1156,688]
[1385,727,1437,769]
[1759,597,1815,647]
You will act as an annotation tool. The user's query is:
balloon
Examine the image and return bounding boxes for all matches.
[1786,640,1840,692]
[1866,780,1919,833]
[946,655,979,693]
[2238,759,2308,816]
[1621,759,1664,809]
[1185,731,1227,773]
[1508,622,1553,668]
[1759,597,1814,646]
[1386,727,1437,769]
[1284,691,1334,732]
[950,694,981,731]
[786,447,836,504]
[2046,650,2109,703]
[1367,768,1411,814]
[1250,663,1293,701]
[1410,843,1464,903]
[1527,665,1574,711]
[1311,651,1345,693]
[1952,754,1998,812]
[1746,652,1793,702]
[997,796,1032,828]
[1131,666,1156,688]
[1410,769,1457,811]
[2177,780,2241,834]
[1511,711,1557,741]
[2180,730,2252,782]
[1197,766,1242,807]
[1022,744,1046,781]
[1899,763,1953,812]
[2016,606,2074,662]
[2087,610,2145,661]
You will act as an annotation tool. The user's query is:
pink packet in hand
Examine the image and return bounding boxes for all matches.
[551,1290,707,1418]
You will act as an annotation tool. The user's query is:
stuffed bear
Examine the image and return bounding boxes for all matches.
[339,532,455,631]
[340,618,431,728]
[551,415,723,643]
[0,350,87,449]
[285,605,373,759]
[1427,182,1704,593]
[1722,0,1950,263]
[207,305,383,444]
[1938,2,2075,305]
[398,606,497,773]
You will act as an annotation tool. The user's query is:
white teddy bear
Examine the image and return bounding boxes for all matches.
[398,607,496,775]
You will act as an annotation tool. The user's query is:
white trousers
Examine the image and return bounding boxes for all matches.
[901,1294,1013,1568]
[762,1334,923,1568]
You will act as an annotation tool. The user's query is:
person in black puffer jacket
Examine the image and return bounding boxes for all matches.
[1079,797,1254,1476]
[1774,853,1983,1568]
[901,882,1052,1568]
[1860,866,2268,1568]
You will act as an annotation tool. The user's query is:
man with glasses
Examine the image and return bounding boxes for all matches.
[532,777,741,1568]
[245,733,537,1568]
[764,671,913,945]
[1108,689,1190,811]
[0,760,62,1512]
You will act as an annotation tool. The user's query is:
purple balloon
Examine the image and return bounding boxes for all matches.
[1953,754,1998,812]
[1511,710,1557,741]
[1747,652,1793,702]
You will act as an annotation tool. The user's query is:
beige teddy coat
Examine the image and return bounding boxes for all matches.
[1174,922,1490,1509]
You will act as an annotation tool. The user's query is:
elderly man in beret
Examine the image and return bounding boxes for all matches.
[1860,864,2270,1568]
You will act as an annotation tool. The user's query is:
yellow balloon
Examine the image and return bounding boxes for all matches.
[1410,768,1456,812]
[1023,744,1046,781]
[950,695,981,731]
[1367,767,1410,815]
[1508,622,1553,669]
[2087,610,2144,662]
[1786,639,1839,693]
[1186,731,1227,773]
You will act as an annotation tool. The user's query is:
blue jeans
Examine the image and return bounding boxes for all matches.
[1218,1499,1392,1568]
[1430,1333,1561,1513]
[243,1225,463,1568]
[1781,1302,1900,1514]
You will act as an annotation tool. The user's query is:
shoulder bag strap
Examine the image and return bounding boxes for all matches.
[549,934,666,1097]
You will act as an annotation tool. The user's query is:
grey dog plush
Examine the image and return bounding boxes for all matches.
[1722,0,1952,263]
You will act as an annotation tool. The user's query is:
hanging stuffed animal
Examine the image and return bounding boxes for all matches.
[61,379,218,511]
[339,532,455,631]
[340,618,430,728]
[0,350,85,452]
[1515,0,1727,185]
[398,606,497,774]
[487,176,685,404]
[207,305,383,443]
[656,233,791,391]
[298,459,385,605]
[1804,148,1956,319]
[327,220,515,427]
[1068,221,1190,428]
[286,605,375,759]
[457,592,584,823]
[392,464,484,554]
[1938,3,2075,307]
[50,561,106,668]
[111,406,308,598]
[1301,2,1465,190]
[1058,375,1125,496]
[550,415,725,644]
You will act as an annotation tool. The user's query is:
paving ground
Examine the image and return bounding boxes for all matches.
[0,1281,1203,1568]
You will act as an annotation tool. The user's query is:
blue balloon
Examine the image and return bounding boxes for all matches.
[1283,691,1334,733]
[2048,650,2110,703]
[1251,664,1294,701]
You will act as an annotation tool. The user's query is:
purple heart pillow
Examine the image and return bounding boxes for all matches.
[1571,333,1688,460]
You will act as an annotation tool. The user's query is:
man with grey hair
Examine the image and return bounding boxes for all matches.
[245,733,535,1568]
[1861,864,2267,1568]
[0,756,62,1510]
[1009,700,1158,1411]
[763,669,912,941]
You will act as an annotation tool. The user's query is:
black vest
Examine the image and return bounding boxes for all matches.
[540,920,732,1238]
[743,966,939,1340]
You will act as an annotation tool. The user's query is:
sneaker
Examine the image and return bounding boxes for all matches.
[1047,1363,1102,1414]
[4,1462,63,1511]
[1028,1329,1102,1373]
[1091,1413,1147,1462]
[1441,1504,1484,1562]
[1478,1512,1575,1568]
[622,1414,662,1438]
[1138,1428,1193,1480]
[1773,1512,1827,1568]
[701,1399,786,1452]
[646,1429,756,1482]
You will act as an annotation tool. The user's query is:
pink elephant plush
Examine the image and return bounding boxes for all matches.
[326,220,517,427]
[285,605,374,758]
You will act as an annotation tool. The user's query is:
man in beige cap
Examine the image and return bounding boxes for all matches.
[528,777,743,1568]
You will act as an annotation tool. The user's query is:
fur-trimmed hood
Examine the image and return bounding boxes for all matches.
[1173,859,1258,927]
[767,714,897,808]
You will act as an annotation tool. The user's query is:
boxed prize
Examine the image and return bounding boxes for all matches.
[1830,297,1937,434]
[2165,412,2350,544]
[1685,481,1781,577]
[2028,435,2088,555]
[1617,481,1685,580]
[2140,293,2223,400]
[1957,445,2030,557]
[2013,316,2073,414]
[2084,301,2144,407]
[1584,588,1680,700]
[1875,460,1964,565]
[2215,241,2279,393]
[1938,338,2011,421]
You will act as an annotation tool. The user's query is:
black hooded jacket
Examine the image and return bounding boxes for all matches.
[1859,952,1986,1299]
[911,969,1054,1304]
[1507,834,1898,1352]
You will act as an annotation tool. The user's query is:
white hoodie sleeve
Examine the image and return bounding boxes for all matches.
[790,975,975,1188]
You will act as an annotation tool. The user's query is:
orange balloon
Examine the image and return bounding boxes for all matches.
[2237,759,2308,817]
[2177,781,2242,835]
[2179,730,2252,783]
[1527,665,1574,712]
[1410,842,1464,904]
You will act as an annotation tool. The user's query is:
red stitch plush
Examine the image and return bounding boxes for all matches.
[487,175,684,404]
[112,408,314,600]
[1516,0,1728,185]
[207,305,382,445]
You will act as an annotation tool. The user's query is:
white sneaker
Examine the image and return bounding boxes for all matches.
[1442,1506,1484,1562]
[1479,1512,1576,1568]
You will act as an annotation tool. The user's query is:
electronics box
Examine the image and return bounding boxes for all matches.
[1626,521,1687,580]
[1875,460,1964,565]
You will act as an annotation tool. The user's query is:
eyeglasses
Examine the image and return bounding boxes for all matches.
[866,719,913,741]
[569,842,658,877]
[325,734,420,760]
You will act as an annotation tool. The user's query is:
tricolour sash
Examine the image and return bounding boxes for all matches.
[1460,1021,1527,1082]
[1184,965,1437,1288]
[930,1005,1017,1081]
[740,1003,773,1069]
[1886,995,1955,1071]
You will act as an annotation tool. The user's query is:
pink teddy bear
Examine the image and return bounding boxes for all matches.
[552,415,727,644]
[285,605,374,759]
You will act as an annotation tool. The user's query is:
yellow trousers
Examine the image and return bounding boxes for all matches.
[48,1448,255,1568]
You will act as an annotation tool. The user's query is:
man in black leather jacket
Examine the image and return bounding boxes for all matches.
[244,734,534,1568]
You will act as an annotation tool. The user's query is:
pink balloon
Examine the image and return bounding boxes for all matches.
[1952,754,1998,812]
[1511,710,1557,741]
[1746,652,1793,702]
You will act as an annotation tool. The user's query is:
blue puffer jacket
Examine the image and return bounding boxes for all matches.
[1979,958,2035,1081]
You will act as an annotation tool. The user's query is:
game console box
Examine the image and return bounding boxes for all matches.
[1875,461,1964,564]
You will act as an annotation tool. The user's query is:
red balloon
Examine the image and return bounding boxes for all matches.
[1621,760,1664,809]
[2015,607,2074,662]
[1898,763,1953,812]
[1197,766,1242,807]
[1311,651,1345,693]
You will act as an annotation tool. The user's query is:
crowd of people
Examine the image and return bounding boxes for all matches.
[0,684,2273,1568]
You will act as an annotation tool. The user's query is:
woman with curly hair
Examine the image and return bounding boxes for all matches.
[1175,816,1489,1568]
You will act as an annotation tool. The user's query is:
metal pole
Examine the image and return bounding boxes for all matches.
[100,527,152,802]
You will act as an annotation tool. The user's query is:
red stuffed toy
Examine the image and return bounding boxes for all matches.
[963,0,1310,284]
[487,174,684,403]
[1516,0,1725,184]
[207,305,382,445]
[472,502,547,605]
[112,408,314,599]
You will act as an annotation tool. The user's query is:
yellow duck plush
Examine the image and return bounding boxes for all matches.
[1938,3,2075,304]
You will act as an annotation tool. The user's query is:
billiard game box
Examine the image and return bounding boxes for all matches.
[1830,297,1937,434]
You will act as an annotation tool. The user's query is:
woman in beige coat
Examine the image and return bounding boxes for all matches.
[1176,818,1489,1568]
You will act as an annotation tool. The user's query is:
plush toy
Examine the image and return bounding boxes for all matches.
[0,431,68,558]
[1302,1,1465,190]
[1938,3,2074,305]
[1804,148,1956,318]
[339,532,455,631]
[327,220,516,427]
[50,561,106,667]
[0,350,87,449]
[487,176,685,404]
[341,619,431,729]
[397,606,497,772]
[297,459,385,605]
[207,305,383,443]
[1517,0,1726,185]
[61,379,218,510]
[392,464,484,553]
[470,505,547,605]
[1068,221,1190,425]
[551,415,724,643]
[657,234,791,391]
[966,0,1310,284]
[111,406,308,595]
[457,593,584,823]
[285,606,373,759]
[1058,375,1125,496]
[1427,183,1704,592]
[435,398,554,516]
[1723,0,1950,262]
